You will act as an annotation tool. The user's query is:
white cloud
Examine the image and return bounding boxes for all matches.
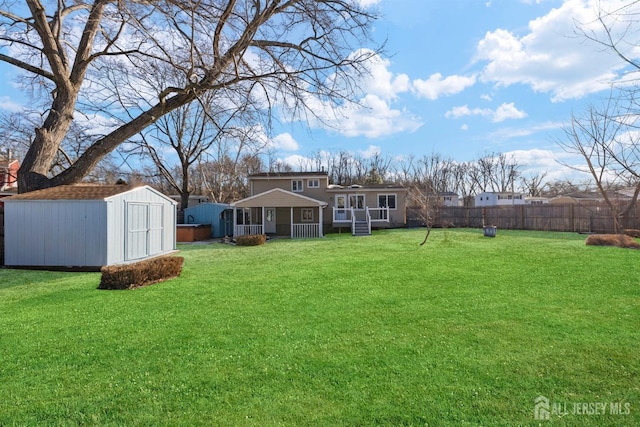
[486,120,563,140]
[74,113,121,135]
[359,145,381,158]
[505,147,586,183]
[354,50,411,101]
[280,154,312,168]
[280,50,421,139]
[493,102,528,122]
[445,102,527,122]
[0,96,24,112]
[271,133,299,151]
[356,0,381,7]
[299,91,423,139]
[474,0,636,101]
[412,73,476,100]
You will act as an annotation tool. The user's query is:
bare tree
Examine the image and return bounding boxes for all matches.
[196,153,264,203]
[520,172,548,197]
[556,97,640,233]
[0,0,380,192]
[135,88,266,216]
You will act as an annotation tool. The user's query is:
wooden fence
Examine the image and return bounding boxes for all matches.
[408,203,640,233]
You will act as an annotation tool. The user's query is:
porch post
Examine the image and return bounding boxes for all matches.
[318,206,323,237]
[290,207,294,238]
[232,207,237,237]
[261,206,265,235]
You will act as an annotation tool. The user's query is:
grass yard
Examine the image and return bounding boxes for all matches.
[0,228,638,426]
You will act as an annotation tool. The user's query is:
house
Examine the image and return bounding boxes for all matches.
[549,192,604,205]
[438,191,462,207]
[231,171,407,238]
[0,154,19,191]
[474,191,525,207]
[549,190,636,205]
[525,197,550,205]
[3,184,177,269]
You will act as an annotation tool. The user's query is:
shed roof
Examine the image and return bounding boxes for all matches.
[4,184,170,201]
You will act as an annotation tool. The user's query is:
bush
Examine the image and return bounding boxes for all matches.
[235,234,267,246]
[98,256,184,290]
[585,234,640,249]
[624,229,640,238]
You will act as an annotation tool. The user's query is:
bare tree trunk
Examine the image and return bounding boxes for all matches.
[419,226,431,246]
[19,92,196,192]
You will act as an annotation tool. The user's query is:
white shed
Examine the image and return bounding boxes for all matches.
[3,184,177,269]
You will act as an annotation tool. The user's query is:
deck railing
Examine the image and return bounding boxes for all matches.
[292,223,320,239]
[368,207,390,222]
[333,206,390,222]
[332,207,352,222]
[234,224,263,236]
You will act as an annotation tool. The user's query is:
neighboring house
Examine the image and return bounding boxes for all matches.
[525,197,550,205]
[0,155,19,191]
[550,190,637,205]
[232,171,407,238]
[474,191,525,207]
[549,192,604,205]
[3,184,177,269]
[438,191,462,207]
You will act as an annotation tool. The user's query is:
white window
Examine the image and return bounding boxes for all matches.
[378,194,397,209]
[307,179,320,188]
[349,194,365,210]
[292,180,303,192]
[301,208,314,222]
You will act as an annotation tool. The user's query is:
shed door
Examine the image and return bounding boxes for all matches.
[126,202,149,260]
[125,203,166,260]
[148,204,164,255]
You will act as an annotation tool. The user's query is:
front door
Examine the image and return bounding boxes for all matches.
[265,208,276,234]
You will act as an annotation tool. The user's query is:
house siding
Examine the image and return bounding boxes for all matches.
[326,188,407,228]
[242,173,408,235]
[251,177,330,201]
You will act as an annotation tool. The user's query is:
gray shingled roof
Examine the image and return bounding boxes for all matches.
[4,184,134,200]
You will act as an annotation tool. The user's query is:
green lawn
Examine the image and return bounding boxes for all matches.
[0,229,638,426]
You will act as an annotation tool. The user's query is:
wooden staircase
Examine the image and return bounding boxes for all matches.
[352,220,370,236]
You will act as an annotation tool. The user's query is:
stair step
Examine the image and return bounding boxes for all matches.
[352,221,371,236]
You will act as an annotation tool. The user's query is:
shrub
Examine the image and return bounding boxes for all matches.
[98,256,184,290]
[235,234,267,246]
[624,229,640,238]
[585,234,640,249]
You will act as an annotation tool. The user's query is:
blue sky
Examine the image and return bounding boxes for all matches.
[0,0,636,184]
[269,0,637,183]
